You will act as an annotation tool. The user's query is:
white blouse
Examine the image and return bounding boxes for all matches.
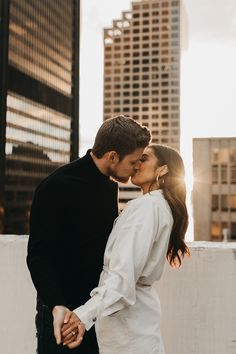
[74,189,173,331]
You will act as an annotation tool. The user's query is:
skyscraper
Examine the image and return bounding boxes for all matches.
[0,0,80,234]
[103,0,180,206]
[193,137,236,241]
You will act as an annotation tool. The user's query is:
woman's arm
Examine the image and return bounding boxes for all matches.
[73,197,161,331]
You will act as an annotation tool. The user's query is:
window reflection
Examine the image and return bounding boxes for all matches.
[8,0,73,95]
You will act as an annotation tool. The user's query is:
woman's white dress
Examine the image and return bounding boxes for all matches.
[74,190,173,354]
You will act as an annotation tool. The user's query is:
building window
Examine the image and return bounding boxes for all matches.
[212,149,219,163]
[221,165,228,183]
[230,148,236,162]
[231,223,236,240]
[231,165,236,183]
[211,222,220,240]
[221,195,228,211]
[230,195,236,211]
[212,165,218,183]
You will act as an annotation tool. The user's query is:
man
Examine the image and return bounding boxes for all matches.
[27,115,151,353]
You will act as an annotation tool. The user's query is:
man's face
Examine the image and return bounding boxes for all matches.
[108,148,144,183]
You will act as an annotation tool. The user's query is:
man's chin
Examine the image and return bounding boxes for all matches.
[111,175,130,183]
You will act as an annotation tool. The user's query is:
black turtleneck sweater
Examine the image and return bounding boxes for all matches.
[27,150,118,311]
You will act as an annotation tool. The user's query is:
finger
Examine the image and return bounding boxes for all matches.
[78,323,86,339]
[62,332,77,346]
[53,322,62,345]
[62,323,78,338]
[62,327,78,344]
[66,324,85,349]
[61,321,75,334]
[67,333,83,349]
[64,311,72,324]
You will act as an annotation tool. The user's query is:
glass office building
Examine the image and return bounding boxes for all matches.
[0,0,80,234]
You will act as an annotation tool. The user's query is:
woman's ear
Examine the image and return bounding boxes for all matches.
[159,164,168,177]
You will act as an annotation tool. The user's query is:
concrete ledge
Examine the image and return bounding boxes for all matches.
[0,236,236,354]
[156,241,236,354]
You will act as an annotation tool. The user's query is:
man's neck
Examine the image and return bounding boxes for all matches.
[90,151,109,176]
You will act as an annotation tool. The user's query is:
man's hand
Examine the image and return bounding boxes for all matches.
[61,312,85,349]
[52,305,72,345]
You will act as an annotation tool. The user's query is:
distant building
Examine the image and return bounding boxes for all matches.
[0,0,80,234]
[103,0,181,205]
[193,137,236,241]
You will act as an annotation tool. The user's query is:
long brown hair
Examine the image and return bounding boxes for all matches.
[149,144,190,267]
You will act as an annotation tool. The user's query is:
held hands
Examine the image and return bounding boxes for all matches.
[52,306,85,348]
[61,312,85,349]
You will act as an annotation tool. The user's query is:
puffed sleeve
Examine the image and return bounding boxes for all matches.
[74,196,165,330]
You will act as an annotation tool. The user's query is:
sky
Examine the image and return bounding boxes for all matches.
[79,0,236,240]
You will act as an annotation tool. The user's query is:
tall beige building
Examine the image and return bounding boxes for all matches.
[193,138,236,241]
[103,0,181,206]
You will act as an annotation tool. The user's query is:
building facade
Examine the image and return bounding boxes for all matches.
[103,0,180,206]
[193,138,236,241]
[0,0,80,234]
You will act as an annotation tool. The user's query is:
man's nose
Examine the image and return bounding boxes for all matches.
[134,160,141,171]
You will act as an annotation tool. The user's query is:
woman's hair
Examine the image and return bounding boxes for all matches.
[149,144,190,267]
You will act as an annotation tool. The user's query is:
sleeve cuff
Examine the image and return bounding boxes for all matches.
[74,305,97,331]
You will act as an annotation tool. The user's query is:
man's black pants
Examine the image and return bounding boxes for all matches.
[36,297,99,354]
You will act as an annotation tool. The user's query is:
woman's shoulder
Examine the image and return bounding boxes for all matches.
[127,189,164,208]
[126,190,173,221]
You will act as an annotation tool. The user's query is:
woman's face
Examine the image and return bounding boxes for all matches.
[131,147,159,188]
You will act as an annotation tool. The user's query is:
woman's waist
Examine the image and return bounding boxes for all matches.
[102,265,153,288]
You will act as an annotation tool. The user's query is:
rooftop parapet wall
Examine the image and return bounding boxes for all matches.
[0,236,236,354]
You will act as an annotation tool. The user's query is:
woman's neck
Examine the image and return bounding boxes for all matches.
[141,183,159,195]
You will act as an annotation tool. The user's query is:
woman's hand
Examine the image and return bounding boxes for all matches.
[61,312,86,349]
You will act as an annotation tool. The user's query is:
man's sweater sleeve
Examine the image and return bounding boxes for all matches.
[26,177,66,310]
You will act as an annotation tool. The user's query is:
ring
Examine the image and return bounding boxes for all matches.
[71,331,76,336]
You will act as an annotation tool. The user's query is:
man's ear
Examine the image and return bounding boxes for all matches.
[106,151,120,165]
[159,164,168,177]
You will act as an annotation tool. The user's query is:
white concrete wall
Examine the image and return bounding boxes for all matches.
[0,236,236,354]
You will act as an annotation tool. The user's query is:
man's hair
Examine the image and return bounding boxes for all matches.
[92,115,151,159]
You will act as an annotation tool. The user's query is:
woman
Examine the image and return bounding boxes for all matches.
[62,144,190,353]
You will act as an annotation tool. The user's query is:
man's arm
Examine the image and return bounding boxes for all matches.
[26,177,66,309]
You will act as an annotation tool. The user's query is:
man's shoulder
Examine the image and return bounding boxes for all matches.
[35,159,88,196]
